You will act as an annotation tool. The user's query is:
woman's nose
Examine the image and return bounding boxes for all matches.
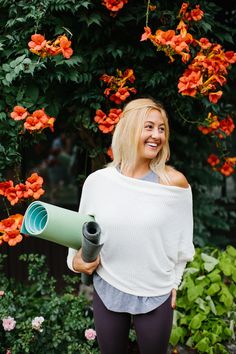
[151,128,160,138]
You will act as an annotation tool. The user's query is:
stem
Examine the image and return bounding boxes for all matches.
[146,0,151,27]
[3,197,10,217]
[175,106,203,125]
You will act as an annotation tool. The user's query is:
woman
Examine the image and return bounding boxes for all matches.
[67,98,195,354]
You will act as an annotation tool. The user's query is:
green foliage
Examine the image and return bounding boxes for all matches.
[170,245,236,353]
[0,247,235,353]
[0,253,99,354]
[0,0,235,245]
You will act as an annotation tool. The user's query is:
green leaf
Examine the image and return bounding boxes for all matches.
[195,337,210,352]
[226,245,236,258]
[189,313,206,330]
[207,269,221,283]
[187,284,204,302]
[170,326,186,346]
[205,296,217,315]
[201,253,219,272]
[219,284,233,308]
[206,283,220,296]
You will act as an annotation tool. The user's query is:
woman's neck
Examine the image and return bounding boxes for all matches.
[121,162,151,178]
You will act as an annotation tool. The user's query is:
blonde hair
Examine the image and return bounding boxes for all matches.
[108,98,171,183]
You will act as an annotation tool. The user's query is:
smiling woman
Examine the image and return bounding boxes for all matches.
[67,98,194,354]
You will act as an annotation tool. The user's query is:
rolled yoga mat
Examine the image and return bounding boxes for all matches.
[81,221,103,285]
[20,200,100,250]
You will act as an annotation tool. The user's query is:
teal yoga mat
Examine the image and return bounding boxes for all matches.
[21,201,94,250]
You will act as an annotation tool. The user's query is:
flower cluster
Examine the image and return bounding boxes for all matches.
[0,214,23,246]
[102,0,128,14]
[28,34,73,59]
[10,106,55,133]
[178,39,236,103]
[141,27,193,63]
[179,2,204,22]
[100,68,136,104]
[207,155,236,176]
[143,3,236,104]
[84,328,96,341]
[94,108,122,133]
[32,316,45,332]
[0,173,44,206]
[198,113,235,138]
[0,173,44,246]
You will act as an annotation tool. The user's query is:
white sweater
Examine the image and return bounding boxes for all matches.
[67,167,195,296]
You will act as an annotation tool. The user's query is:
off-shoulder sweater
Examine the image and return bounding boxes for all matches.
[67,166,195,297]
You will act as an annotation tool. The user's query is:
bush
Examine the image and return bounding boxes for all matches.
[170,245,236,353]
[0,254,99,354]
[1,247,235,353]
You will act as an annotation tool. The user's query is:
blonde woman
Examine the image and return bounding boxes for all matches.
[67,98,195,354]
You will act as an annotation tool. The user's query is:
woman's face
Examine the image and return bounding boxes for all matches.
[138,109,166,163]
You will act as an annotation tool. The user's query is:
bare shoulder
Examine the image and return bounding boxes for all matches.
[165,166,189,188]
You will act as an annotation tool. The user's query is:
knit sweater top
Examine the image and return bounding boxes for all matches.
[67,166,195,297]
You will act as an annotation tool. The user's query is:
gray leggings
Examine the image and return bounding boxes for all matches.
[93,289,173,354]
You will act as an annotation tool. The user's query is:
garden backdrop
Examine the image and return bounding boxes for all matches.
[0,0,236,353]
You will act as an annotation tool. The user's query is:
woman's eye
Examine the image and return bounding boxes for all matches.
[145,125,153,129]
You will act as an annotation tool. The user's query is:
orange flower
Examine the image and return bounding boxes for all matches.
[141,27,152,41]
[0,217,17,232]
[198,38,212,50]
[149,5,157,11]
[219,116,235,136]
[27,184,45,199]
[220,162,234,176]
[209,91,223,104]
[0,180,13,196]
[102,0,128,12]
[94,108,122,133]
[25,173,44,199]
[190,5,204,21]
[94,110,107,124]
[4,230,23,246]
[107,146,114,160]
[178,69,202,96]
[24,115,43,131]
[15,183,33,199]
[5,187,19,206]
[59,35,73,59]
[28,34,47,51]
[207,154,220,167]
[225,157,236,166]
[225,51,236,64]
[11,214,23,229]
[26,173,43,186]
[179,2,189,16]
[0,214,23,233]
[10,106,28,121]
[23,109,55,132]
[110,87,130,104]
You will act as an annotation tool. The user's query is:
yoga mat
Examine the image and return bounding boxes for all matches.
[21,201,94,249]
[81,221,103,285]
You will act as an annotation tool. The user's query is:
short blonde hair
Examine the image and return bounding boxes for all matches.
[109,98,171,183]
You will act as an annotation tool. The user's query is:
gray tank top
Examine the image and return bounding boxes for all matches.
[93,169,171,314]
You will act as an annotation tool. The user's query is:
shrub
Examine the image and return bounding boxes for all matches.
[170,245,236,353]
[0,254,99,354]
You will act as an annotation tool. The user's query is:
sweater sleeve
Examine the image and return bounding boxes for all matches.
[173,189,195,289]
[66,176,91,273]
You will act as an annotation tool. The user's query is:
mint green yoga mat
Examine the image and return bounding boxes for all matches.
[21,201,94,250]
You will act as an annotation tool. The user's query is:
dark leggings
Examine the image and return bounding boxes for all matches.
[93,289,173,354]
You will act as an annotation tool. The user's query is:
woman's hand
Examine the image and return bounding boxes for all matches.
[72,248,100,275]
[171,288,177,309]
